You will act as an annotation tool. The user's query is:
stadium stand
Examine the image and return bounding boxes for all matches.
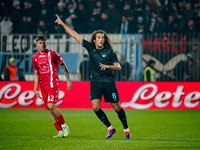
[0,0,200,81]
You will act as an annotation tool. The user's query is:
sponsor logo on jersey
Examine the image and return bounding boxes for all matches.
[39,55,46,58]
[102,54,106,57]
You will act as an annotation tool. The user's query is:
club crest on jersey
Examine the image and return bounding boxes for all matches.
[39,55,46,58]
[102,54,106,57]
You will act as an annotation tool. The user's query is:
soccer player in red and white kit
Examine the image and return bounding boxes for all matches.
[32,35,73,138]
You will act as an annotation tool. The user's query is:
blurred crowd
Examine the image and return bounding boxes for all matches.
[0,0,200,35]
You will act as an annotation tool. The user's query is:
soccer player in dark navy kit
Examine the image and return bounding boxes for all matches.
[55,15,131,139]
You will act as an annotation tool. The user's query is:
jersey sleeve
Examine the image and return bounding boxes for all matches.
[82,39,92,52]
[52,51,64,65]
[110,51,119,64]
[32,56,38,71]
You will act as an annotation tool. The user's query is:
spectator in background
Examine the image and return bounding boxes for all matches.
[144,59,156,81]
[70,0,78,10]
[4,57,19,81]
[37,20,48,35]
[63,2,77,32]
[155,15,166,33]
[159,0,173,11]
[105,1,120,33]
[53,2,69,33]
[10,0,21,34]
[177,1,185,12]
[185,20,197,33]
[170,3,179,19]
[194,7,200,32]
[38,0,52,29]
[87,7,100,33]
[120,55,131,81]
[184,2,194,22]
[148,11,158,33]
[174,11,186,33]
[187,56,200,81]
[0,1,7,20]
[119,15,131,34]
[127,14,137,33]
[94,0,104,15]
[194,5,200,22]
[73,3,88,33]
[184,54,194,81]
[79,54,90,81]
[134,16,145,34]
[190,44,200,63]
[0,15,13,34]
[122,0,134,17]
[23,1,36,28]
[132,0,145,17]
[19,15,34,33]
[141,3,152,26]
[193,1,199,14]
[166,14,176,33]
[173,53,192,81]
[99,12,112,33]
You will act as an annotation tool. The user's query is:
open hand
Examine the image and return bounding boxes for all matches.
[99,63,109,70]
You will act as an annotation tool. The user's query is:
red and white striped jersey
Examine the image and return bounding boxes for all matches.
[32,49,64,90]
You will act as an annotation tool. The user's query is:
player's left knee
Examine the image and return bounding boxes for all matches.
[112,104,121,112]
[47,103,55,110]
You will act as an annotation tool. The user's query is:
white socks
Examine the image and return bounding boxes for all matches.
[61,123,67,128]
[108,125,114,130]
[124,128,130,132]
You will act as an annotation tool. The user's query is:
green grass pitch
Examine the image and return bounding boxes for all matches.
[0,109,200,150]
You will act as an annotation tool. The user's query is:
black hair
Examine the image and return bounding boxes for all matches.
[36,35,47,42]
[90,30,113,49]
[148,59,156,66]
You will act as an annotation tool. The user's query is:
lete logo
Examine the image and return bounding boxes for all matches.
[0,83,65,108]
[121,84,200,109]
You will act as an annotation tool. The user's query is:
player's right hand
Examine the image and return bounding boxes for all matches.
[34,90,42,99]
[67,81,73,92]
[55,14,64,25]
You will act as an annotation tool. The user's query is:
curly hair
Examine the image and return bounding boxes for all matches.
[90,30,113,49]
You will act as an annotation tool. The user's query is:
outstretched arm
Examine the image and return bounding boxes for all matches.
[60,62,73,92]
[55,14,82,45]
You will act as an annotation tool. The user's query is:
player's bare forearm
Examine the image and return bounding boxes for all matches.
[34,71,39,91]
[55,14,82,45]
[60,62,73,92]
[62,24,82,45]
[100,62,121,71]
[60,62,71,81]
[34,71,42,99]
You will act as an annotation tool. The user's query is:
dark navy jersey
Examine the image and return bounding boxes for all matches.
[82,39,119,82]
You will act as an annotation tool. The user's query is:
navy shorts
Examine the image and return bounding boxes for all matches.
[90,81,119,103]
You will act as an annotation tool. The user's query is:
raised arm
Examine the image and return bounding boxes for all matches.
[55,14,82,45]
